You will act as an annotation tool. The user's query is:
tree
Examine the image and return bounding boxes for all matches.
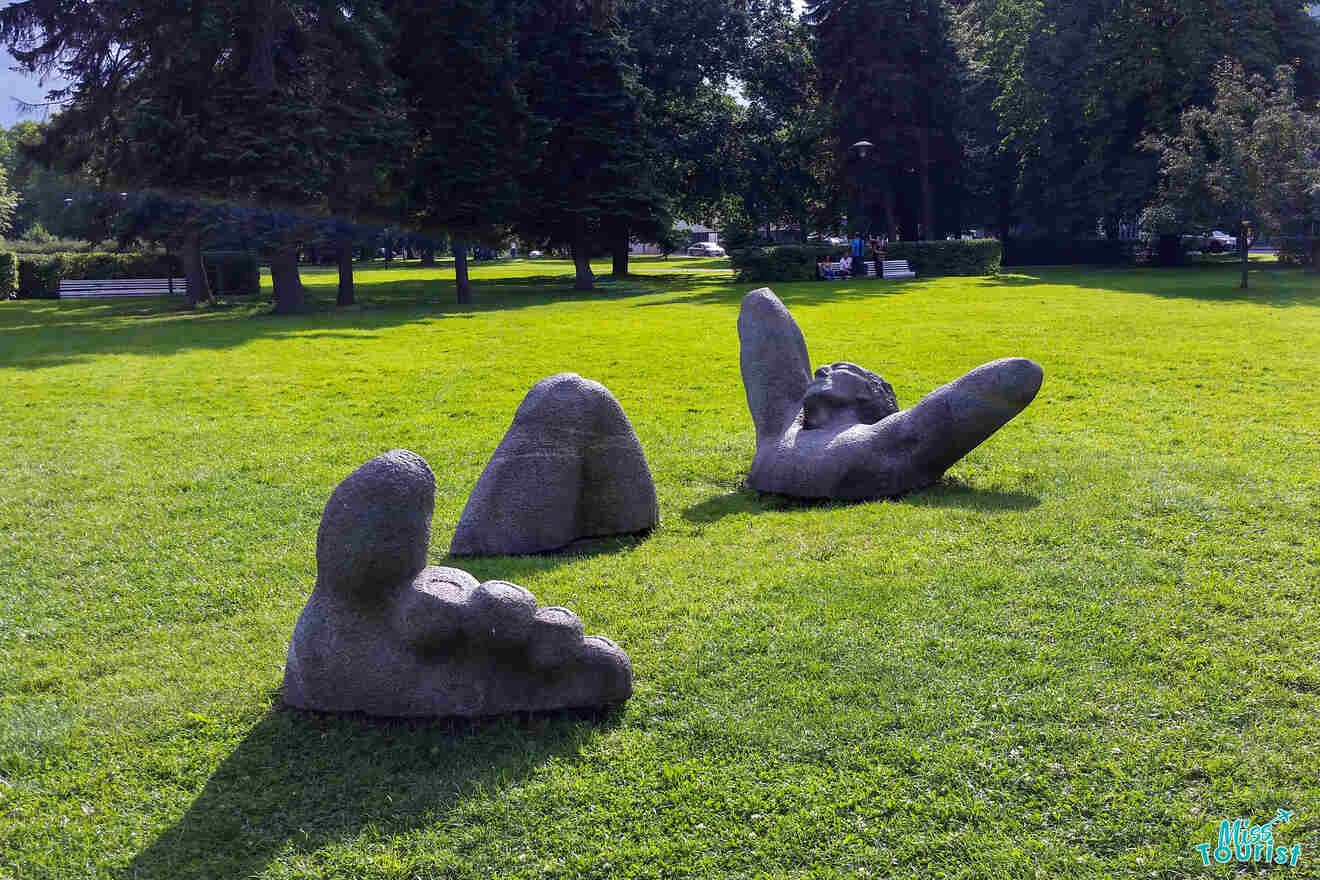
[0,0,401,312]
[391,0,526,304]
[1144,59,1320,287]
[513,0,665,290]
[810,0,964,240]
[952,0,1320,241]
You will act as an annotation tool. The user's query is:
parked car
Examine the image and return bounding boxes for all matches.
[528,250,544,258]
[1208,230,1238,252]
[686,242,727,257]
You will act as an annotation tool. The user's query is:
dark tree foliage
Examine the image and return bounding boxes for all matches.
[809,0,963,240]
[514,0,665,289]
[0,0,402,312]
[390,0,526,303]
[952,0,1320,240]
[730,7,834,240]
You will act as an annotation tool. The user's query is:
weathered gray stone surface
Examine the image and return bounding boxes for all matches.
[283,449,633,718]
[450,373,658,555]
[738,287,1043,500]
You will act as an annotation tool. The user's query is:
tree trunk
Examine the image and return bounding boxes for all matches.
[336,237,355,306]
[248,0,277,90]
[1240,223,1249,289]
[881,174,897,240]
[916,123,935,240]
[611,226,629,276]
[182,231,213,306]
[453,237,471,304]
[572,237,594,291]
[420,247,435,266]
[270,246,304,314]
[383,236,392,265]
[1309,235,1319,272]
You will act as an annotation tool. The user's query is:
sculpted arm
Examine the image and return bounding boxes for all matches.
[737,288,812,441]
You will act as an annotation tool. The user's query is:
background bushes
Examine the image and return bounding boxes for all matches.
[0,251,15,299]
[730,244,839,282]
[11,251,260,299]
[883,239,1001,275]
[1001,237,1135,266]
[1277,235,1317,268]
[203,252,261,297]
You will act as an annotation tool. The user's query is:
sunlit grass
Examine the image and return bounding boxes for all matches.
[2,260,1318,878]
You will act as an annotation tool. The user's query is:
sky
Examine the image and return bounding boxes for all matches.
[0,62,65,128]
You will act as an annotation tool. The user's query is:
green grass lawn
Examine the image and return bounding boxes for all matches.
[2,257,1318,879]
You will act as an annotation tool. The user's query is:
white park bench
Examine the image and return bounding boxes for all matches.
[881,259,915,279]
[58,278,183,299]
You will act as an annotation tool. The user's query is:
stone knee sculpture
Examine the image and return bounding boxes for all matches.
[283,450,633,717]
[450,373,658,555]
[738,287,1043,500]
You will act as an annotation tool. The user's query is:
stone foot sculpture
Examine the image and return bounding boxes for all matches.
[738,288,1043,500]
[450,373,658,555]
[283,450,633,718]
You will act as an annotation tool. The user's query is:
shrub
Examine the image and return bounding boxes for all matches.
[730,244,840,282]
[1277,236,1316,268]
[883,239,1002,276]
[0,237,102,254]
[204,252,261,296]
[0,251,16,300]
[15,252,184,299]
[1001,237,1135,267]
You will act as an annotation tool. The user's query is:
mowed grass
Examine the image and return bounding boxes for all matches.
[2,256,1319,879]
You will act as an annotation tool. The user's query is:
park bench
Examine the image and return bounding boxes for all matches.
[57,278,184,299]
[881,259,915,279]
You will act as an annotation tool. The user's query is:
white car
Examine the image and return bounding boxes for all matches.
[1208,230,1238,251]
[686,242,726,257]
[527,250,544,258]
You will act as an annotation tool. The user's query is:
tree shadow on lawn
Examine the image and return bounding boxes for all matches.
[0,272,720,372]
[631,277,921,310]
[682,479,1038,523]
[974,263,1320,306]
[126,702,621,880]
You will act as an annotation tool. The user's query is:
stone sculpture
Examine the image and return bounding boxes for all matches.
[283,449,633,717]
[738,287,1043,500]
[450,373,658,556]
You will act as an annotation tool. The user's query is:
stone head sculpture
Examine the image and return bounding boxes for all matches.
[738,288,1043,500]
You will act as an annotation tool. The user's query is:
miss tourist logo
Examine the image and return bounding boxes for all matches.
[1194,809,1301,867]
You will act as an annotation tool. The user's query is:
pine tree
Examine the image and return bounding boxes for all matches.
[809,0,963,239]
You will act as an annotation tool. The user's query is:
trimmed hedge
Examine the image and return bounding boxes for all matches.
[16,253,183,299]
[1001,237,1135,267]
[883,239,1002,276]
[204,252,261,296]
[1277,236,1316,268]
[730,244,841,282]
[0,252,16,300]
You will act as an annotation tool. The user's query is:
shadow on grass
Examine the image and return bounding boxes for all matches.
[980,262,1320,306]
[126,702,620,880]
[0,271,725,372]
[437,531,654,581]
[683,479,1038,523]
[632,276,921,310]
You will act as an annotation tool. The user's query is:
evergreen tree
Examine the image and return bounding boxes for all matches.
[0,0,401,312]
[810,0,963,239]
[390,0,526,303]
[514,0,664,289]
